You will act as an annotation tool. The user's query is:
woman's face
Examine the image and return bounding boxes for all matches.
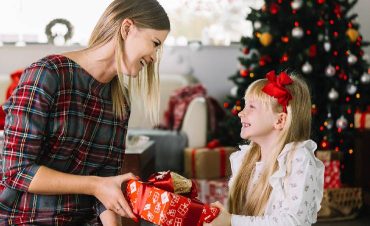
[120,21,169,77]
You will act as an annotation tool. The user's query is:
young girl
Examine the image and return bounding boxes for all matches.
[205,70,324,226]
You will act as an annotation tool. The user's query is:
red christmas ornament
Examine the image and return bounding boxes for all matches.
[223,102,229,108]
[334,4,341,15]
[312,107,318,115]
[309,45,317,57]
[240,69,248,77]
[306,30,312,35]
[317,0,325,4]
[329,20,334,25]
[317,20,324,27]
[333,31,339,37]
[281,36,289,43]
[294,21,300,27]
[320,140,329,149]
[242,48,249,54]
[339,72,348,80]
[333,51,338,56]
[259,55,271,67]
[270,3,279,15]
[231,108,238,115]
[280,53,289,63]
[236,100,241,105]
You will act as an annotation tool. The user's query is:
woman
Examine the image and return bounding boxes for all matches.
[0,0,170,225]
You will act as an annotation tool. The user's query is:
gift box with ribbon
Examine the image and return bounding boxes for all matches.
[125,171,219,226]
[354,107,370,130]
[195,179,229,207]
[184,140,236,179]
[316,150,342,189]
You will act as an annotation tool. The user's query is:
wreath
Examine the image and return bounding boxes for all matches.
[45,18,73,44]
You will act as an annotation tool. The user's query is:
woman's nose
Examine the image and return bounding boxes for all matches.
[151,50,158,63]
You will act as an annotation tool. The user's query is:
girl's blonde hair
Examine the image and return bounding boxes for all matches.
[228,71,312,216]
[88,0,170,122]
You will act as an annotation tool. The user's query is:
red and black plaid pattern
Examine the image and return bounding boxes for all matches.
[0,55,129,225]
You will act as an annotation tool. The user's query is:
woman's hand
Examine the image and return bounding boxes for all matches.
[204,201,231,226]
[93,172,138,221]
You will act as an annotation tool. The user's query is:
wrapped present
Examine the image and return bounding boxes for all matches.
[195,179,229,207]
[184,146,236,179]
[125,171,219,226]
[354,107,370,129]
[323,160,341,189]
[1,69,23,130]
[316,150,342,189]
[318,187,363,221]
[316,150,342,162]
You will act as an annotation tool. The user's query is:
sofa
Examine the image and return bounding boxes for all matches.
[127,73,208,173]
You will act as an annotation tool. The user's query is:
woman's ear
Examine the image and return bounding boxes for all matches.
[120,18,134,39]
[274,112,287,130]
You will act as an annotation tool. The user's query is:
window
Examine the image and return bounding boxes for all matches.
[0,0,263,46]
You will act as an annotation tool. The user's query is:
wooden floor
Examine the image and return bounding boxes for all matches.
[314,214,370,226]
[138,213,370,226]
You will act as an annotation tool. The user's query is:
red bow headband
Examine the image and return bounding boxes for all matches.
[262,70,293,113]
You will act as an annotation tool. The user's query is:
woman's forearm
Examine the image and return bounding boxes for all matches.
[28,165,99,195]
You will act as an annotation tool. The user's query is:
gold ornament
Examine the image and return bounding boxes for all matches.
[346,28,359,43]
[259,32,273,46]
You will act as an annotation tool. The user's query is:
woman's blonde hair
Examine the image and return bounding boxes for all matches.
[88,0,170,122]
[228,71,312,216]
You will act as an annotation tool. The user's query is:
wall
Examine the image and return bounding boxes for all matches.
[353,0,370,55]
[0,45,239,102]
[1,0,369,103]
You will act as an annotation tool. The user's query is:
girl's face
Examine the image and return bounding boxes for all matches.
[121,21,169,77]
[238,98,278,142]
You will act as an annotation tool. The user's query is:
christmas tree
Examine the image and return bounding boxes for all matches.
[222,0,370,185]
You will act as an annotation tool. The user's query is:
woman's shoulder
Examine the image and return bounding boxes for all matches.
[28,54,75,71]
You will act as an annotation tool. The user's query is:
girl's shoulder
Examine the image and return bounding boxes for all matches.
[230,143,252,160]
[278,139,324,175]
[279,139,318,162]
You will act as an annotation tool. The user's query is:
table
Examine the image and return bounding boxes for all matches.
[121,140,156,226]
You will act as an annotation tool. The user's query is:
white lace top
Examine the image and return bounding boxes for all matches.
[229,140,325,226]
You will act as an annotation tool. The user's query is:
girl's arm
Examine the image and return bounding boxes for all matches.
[100,210,122,226]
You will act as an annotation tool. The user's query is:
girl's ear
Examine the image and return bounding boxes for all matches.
[120,18,134,39]
[274,112,287,130]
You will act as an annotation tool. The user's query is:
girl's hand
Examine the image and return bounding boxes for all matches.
[204,201,231,226]
[93,172,138,221]
[100,209,122,226]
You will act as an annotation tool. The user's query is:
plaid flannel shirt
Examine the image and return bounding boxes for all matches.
[0,55,129,225]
